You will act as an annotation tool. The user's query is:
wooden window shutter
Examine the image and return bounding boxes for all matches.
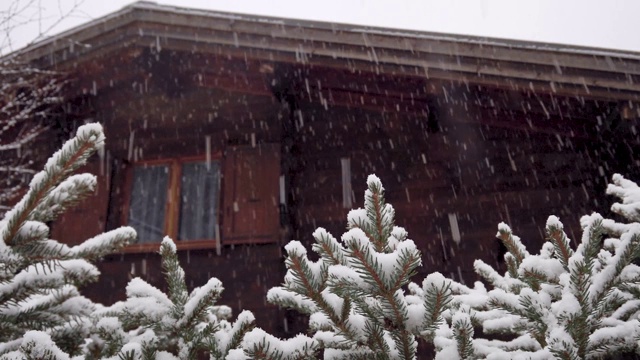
[222,144,280,244]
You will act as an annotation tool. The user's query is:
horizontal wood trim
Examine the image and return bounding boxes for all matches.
[132,39,640,101]
[129,33,640,93]
[223,235,279,245]
[120,237,274,253]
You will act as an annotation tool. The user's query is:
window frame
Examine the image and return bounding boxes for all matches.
[121,155,222,253]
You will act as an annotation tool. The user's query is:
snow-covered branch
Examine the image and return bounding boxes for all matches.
[257,175,449,359]
[0,123,134,356]
[434,174,640,359]
[91,237,254,359]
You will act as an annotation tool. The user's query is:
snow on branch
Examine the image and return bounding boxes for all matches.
[0,122,132,356]
[258,175,448,359]
[1,123,105,247]
[91,237,254,359]
[433,174,640,359]
[608,173,640,222]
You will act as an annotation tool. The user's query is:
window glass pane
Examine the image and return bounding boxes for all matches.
[128,165,169,243]
[179,161,220,241]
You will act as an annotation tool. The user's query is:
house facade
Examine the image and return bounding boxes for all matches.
[11,1,640,335]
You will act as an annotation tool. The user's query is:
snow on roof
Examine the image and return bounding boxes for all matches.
[357,28,640,61]
[11,0,640,62]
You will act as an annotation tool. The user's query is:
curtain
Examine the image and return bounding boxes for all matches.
[179,161,219,241]
[128,164,169,243]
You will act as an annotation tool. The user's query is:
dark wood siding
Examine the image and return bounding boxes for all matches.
[43,45,640,340]
[282,79,639,288]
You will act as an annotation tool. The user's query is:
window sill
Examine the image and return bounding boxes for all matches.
[119,236,278,253]
[121,240,219,253]
[223,235,278,245]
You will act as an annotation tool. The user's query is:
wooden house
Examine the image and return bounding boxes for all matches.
[10,1,640,336]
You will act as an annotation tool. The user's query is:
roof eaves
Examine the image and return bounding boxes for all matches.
[10,1,640,63]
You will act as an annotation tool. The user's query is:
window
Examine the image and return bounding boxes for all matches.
[123,145,280,252]
[128,164,170,243]
[178,162,220,241]
[125,158,221,251]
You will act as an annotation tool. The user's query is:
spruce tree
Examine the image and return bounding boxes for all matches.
[90,237,255,359]
[242,175,450,359]
[0,123,135,357]
[4,121,640,360]
[434,174,640,359]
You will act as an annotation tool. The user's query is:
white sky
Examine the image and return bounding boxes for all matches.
[2,0,640,55]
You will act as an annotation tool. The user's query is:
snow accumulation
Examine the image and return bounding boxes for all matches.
[608,173,640,221]
[432,174,640,359]
[8,331,71,360]
[518,257,563,281]
[70,226,136,256]
[53,173,95,196]
[241,328,316,358]
[154,351,180,360]
[473,259,523,290]
[327,264,367,289]
[341,228,371,249]
[355,28,640,60]
[75,123,105,146]
[96,317,123,334]
[130,1,287,25]
[125,277,172,308]
[40,123,105,181]
[311,227,347,265]
[180,277,224,326]
[284,240,307,256]
[214,310,255,354]
[346,208,369,228]
[266,286,317,312]
[4,151,637,359]
[550,292,580,318]
[312,330,348,347]
[15,220,48,241]
[496,222,512,235]
[423,272,449,291]
[545,215,563,229]
[320,289,344,316]
[481,313,522,334]
[2,259,99,297]
[225,349,248,360]
[0,123,105,246]
[366,174,383,190]
[308,312,331,331]
[161,236,177,252]
[97,278,174,323]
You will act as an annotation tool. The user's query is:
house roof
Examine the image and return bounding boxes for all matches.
[9,1,640,101]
